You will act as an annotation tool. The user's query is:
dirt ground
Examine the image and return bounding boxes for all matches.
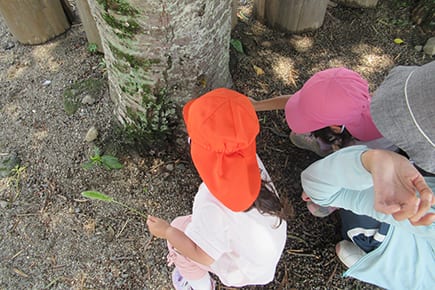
[0,1,433,289]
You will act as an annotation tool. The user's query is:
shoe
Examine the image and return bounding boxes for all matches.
[172,268,216,290]
[289,132,332,157]
[172,268,193,290]
[306,201,338,218]
[335,240,366,268]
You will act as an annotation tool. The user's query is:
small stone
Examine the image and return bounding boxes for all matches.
[42,80,51,86]
[423,37,435,56]
[0,200,8,209]
[4,42,15,50]
[81,94,96,105]
[165,164,174,171]
[261,41,272,48]
[85,126,98,142]
[414,45,422,52]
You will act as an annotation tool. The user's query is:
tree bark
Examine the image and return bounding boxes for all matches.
[0,0,70,45]
[87,0,233,140]
[334,0,378,8]
[255,0,329,33]
[76,0,103,52]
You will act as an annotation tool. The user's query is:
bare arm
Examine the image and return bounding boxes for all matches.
[361,149,435,226]
[146,215,214,266]
[249,95,291,111]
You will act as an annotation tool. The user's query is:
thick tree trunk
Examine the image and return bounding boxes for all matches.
[87,0,233,139]
[255,0,329,33]
[334,0,378,8]
[0,0,70,44]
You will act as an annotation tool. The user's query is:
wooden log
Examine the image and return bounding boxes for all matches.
[76,0,103,52]
[255,0,329,33]
[0,0,70,45]
[334,0,379,8]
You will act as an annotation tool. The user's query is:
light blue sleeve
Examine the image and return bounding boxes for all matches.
[301,145,435,240]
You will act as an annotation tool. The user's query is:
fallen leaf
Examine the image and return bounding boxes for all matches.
[83,219,96,235]
[253,65,264,75]
[394,38,404,44]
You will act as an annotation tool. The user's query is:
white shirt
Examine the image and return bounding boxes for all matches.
[185,157,287,287]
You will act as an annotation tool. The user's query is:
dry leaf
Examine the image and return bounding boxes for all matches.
[253,65,264,75]
[83,219,96,235]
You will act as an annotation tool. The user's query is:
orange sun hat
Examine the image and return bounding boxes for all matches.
[183,88,261,212]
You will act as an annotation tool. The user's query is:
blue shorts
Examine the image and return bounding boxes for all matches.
[339,209,390,253]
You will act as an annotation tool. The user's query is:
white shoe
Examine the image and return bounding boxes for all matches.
[335,240,366,268]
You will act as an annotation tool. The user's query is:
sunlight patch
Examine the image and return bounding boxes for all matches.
[289,36,313,52]
[32,45,60,72]
[273,57,298,87]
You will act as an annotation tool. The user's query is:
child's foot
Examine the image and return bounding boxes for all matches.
[172,268,216,290]
[302,192,338,218]
[289,132,332,157]
[172,268,193,290]
[335,240,366,268]
[306,201,338,218]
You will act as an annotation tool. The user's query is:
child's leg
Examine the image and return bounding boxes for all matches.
[339,209,390,252]
[167,215,214,289]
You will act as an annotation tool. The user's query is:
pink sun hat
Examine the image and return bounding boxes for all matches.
[285,68,382,141]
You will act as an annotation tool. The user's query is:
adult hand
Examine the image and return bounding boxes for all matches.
[362,150,435,226]
[146,215,171,239]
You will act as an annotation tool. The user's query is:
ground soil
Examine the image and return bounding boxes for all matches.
[0,1,433,289]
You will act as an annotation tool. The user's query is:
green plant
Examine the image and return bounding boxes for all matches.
[82,147,123,170]
[8,165,26,203]
[230,38,245,54]
[81,191,147,219]
[88,43,98,54]
[122,88,179,150]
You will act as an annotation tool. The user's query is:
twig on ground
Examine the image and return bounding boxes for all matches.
[287,250,319,258]
[44,276,63,289]
[8,248,26,262]
[143,235,154,253]
[327,262,339,284]
[278,265,289,290]
[116,218,130,239]
[287,233,309,246]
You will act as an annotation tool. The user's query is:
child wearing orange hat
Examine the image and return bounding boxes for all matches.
[146,88,290,289]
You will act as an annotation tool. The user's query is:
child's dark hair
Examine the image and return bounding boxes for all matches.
[313,126,354,149]
[247,180,293,226]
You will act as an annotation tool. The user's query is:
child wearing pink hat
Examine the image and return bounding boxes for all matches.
[251,67,397,157]
[251,67,397,217]
[146,88,290,290]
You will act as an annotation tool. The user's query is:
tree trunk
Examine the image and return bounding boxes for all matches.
[255,0,329,33]
[76,0,103,52]
[87,0,233,143]
[0,0,70,44]
[334,0,378,8]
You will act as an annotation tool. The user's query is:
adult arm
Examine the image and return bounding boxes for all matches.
[146,215,214,266]
[249,95,290,111]
[361,149,435,225]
